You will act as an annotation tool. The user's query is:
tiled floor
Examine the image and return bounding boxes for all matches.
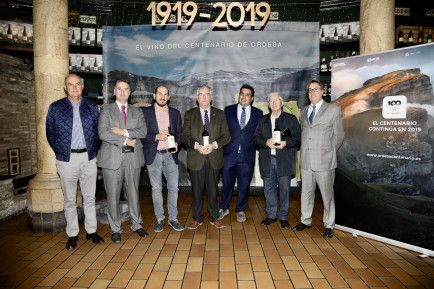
[0,193,433,289]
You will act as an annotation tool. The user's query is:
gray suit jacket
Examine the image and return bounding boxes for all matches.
[300,102,344,171]
[98,102,147,170]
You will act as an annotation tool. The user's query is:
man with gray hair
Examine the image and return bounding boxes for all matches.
[46,73,103,249]
[254,92,301,229]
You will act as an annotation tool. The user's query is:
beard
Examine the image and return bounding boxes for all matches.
[155,100,167,107]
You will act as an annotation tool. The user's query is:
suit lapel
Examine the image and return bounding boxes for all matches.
[312,103,328,125]
[111,103,124,129]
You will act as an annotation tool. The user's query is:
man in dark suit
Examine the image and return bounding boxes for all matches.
[293,80,344,238]
[142,85,184,233]
[98,79,148,243]
[46,73,104,249]
[219,84,262,222]
[182,84,230,229]
[255,92,301,229]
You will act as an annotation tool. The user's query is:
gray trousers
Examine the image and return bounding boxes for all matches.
[56,153,97,237]
[300,168,336,228]
[102,158,143,233]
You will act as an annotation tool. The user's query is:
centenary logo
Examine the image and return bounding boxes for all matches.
[382,95,407,119]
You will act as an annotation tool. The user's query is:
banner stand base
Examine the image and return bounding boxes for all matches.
[335,224,434,258]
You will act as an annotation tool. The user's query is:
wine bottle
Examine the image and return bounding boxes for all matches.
[320,58,327,72]
[320,27,325,42]
[428,30,432,43]
[93,58,99,72]
[333,26,338,41]
[398,29,404,43]
[80,57,85,71]
[85,31,91,45]
[69,56,73,71]
[323,83,328,97]
[408,30,414,43]
[22,25,27,42]
[167,127,176,152]
[202,125,209,147]
[328,55,334,72]
[347,25,352,40]
[7,24,12,40]
[71,29,76,44]
[417,26,424,43]
[272,119,281,146]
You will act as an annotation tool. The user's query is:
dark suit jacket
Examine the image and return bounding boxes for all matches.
[223,104,262,165]
[255,112,301,178]
[182,106,230,170]
[141,105,182,165]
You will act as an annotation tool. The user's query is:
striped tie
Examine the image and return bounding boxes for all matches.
[309,105,316,124]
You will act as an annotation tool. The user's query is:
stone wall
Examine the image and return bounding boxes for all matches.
[0,52,36,177]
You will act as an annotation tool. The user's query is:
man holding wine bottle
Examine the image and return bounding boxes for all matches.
[254,92,301,229]
[182,84,230,230]
[142,85,184,233]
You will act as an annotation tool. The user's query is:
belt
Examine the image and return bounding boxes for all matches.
[71,148,87,153]
[157,149,169,154]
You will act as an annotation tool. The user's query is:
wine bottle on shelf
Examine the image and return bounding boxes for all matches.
[71,29,76,44]
[333,26,338,42]
[428,30,432,43]
[85,31,91,45]
[272,119,281,146]
[408,30,414,43]
[320,58,327,72]
[80,57,85,71]
[417,26,424,44]
[22,25,27,42]
[323,83,328,97]
[347,25,352,40]
[167,127,176,152]
[398,29,404,43]
[69,56,73,71]
[320,27,325,42]
[202,125,209,147]
[7,24,12,40]
[93,58,99,72]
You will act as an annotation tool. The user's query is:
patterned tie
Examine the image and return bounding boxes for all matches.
[309,105,316,124]
[240,107,246,129]
[121,105,127,127]
[204,109,210,129]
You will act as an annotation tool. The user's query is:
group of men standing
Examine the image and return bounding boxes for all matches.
[46,73,343,250]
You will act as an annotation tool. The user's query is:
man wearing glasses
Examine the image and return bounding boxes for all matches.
[182,84,230,230]
[293,80,344,238]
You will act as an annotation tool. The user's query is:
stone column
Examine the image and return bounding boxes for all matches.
[27,0,68,231]
[360,0,395,54]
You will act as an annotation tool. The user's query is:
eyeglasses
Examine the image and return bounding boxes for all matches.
[198,93,211,97]
[308,87,322,93]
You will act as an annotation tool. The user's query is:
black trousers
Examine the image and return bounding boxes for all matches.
[189,157,220,222]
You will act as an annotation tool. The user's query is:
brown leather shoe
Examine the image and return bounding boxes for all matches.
[187,220,203,230]
[210,219,225,229]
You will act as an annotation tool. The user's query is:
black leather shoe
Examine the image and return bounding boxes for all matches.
[66,236,78,250]
[293,222,311,232]
[279,220,290,229]
[323,228,333,238]
[261,217,277,225]
[134,228,149,237]
[86,232,104,244]
[111,233,121,243]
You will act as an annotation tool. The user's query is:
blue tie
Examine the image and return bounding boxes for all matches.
[240,107,246,129]
[309,105,316,124]
[204,110,210,129]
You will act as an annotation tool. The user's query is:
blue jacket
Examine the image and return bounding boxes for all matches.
[223,104,263,165]
[46,97,100,162]
[141,105,182,165]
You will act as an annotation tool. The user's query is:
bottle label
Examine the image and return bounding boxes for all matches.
[272,131,281,144]
[167,135,176,149]
[203,136,209,147]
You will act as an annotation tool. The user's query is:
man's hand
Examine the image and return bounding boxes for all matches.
[170,143,179,154]
[275,140,287,150]
[266,138,277,149]
[111,127,125,136]
[155,133,168,141]
[196,144,210,155]
[126,138,136,147]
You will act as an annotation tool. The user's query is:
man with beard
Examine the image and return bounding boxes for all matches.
[142,85,184,232]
